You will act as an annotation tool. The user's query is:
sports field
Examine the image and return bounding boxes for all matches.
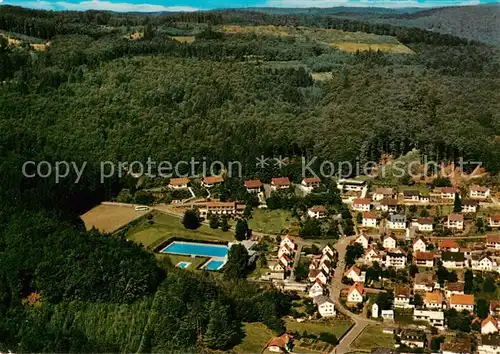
[81,204,149,233]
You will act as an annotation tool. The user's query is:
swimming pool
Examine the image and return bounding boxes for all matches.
[204,259,226,271]
[161,241,229,258]
[176,261,191,269]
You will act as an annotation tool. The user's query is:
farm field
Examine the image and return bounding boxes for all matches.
[331,42,414,54]
[80,204,149,233]
[352,325,394,350]
[126,211,235,249]
[248,209,299,235]
[169,35,195,43]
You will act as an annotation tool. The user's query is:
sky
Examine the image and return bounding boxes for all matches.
[0,0,498,12]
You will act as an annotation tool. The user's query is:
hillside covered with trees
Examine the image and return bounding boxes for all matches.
[0,4,499,352]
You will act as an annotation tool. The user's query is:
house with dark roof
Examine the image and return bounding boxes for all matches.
[403,189,420,202]
[441,252,466,269]
[479,334,500,354]
[461,199,479,213]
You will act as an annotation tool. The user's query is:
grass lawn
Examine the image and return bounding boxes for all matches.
[156,254,208,270]
[352,325,394,350]
[126,211,235,248]
[233,322,276,354]
[248,209,299,235]
[285,319,353,339]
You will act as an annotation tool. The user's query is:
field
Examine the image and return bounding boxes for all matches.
[169,36,195,43]
[330,42,414,54]
[352,325,394,350]
[126,211,235,248]
[248,209,299,235]
[285,319,353,338]
[220,25,414,54]
[233,322,276,353]
[80,204,149,233]
[1,32,48,51]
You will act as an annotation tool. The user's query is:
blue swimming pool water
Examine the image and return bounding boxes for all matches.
[176,261,191,269]
[204,259,226,270]
[161,241,229,258]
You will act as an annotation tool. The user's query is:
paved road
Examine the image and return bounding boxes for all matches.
[329,235,379,354]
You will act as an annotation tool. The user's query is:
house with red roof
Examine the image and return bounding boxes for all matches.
[271,177,291,190]
[439,187,458,199]
[307,205,327,219]
[201,175,224,188]
[301,177,321,190]
[244,179,263,193]
[486,234,500,249]
[489,215,500,228]
[362,212,378,228]
[439,240,460,252]
[470,185,490,200]
[353,198,371,212]
[168,177,190,189]
[264,333,294,353]
[344,265,365,283]
[413,237,427,253]
[446,213,464,230]
[482,315,499,335]
[347,282,365,303]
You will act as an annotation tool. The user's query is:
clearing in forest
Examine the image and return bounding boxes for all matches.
[168,36,195,43]
[0,32,49,51]
[220,25,414,54]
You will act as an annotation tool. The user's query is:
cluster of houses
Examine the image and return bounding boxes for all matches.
[308,245,338,317]
[262,235,303,281]
[354,232,500,274]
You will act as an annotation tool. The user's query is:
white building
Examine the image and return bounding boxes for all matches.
[449,294,474,312]
[301,177,321,190]
[490,215,500,228]
[308,280,325,298]
[394,286,412,308]
[417,218,434,232]
[403,190,420,202]
[355,234,370,249]
[372,303,379,318]
[414,252,434,268]
[313,295,336,317]
[244,179,263,193]
[353,198,371,212]
[414,273,438,293]
[482,316,499,335]
[337,179,366,192]
[307,205,327,219]
[381,309,394,320]
[387,214,406,230]
[470,185,490,200]
[201,176,224,188]
[441,252,466,269]
[424,291,444,310]
[400,330,426,349]
[383,235,397,250]
[373,187,394,201]
[362,212,378,228]
[439,187,458,199]
[347,282,364,303]
[479,335,500,354]
[379,198,398,212]
[446,213,464,231]
[344,266,365,283]
[472,255,497,272]
[168,177,190,189]
[413,309,445,328]
[486,235,500,249]
[462,199,479,213]
[413,237,427,253]
[385,251,407,269]
[364,247,382,264]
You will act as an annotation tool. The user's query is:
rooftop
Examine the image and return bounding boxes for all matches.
[450,293,474,306]
[169,177,190,185]
[441,251,465,262]
[415,251,434,260]
[272,177,291,186]
[202,175,224,184]
[244,179,263,188]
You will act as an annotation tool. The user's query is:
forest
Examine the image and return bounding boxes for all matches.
[0,4,499,352]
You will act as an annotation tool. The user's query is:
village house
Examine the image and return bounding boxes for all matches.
[387,214,406,230]
[413,309,445,328]
[445,282,465,298]
[486,234,500,249]
[371,303,379,318]
[267,260,285,272]
[489,215,500,228]
[201,175,224,188]
[441,252,466,269]
[313,295,336,317]
[420,194,430,203]
[362,212,378,228]
[373,187,394,201]
[439,240,460,253]
[308,280,325,298]
[441,338,472,354]
[168,177,190,189]
[415,251,435,267]
[279,254,293,269]
[491,301,500,317]
[470,185,490,200]
[449,294,475,312]
[307,205,327,219]
[344,266,365,283]
[461,199,479,213]
[278,242,294,259]
[403,190,420,202]
[337,178,366,192]
[479,334,500,354]
[471,254,498,272]
[417,217,434,232]
[353,198,372,212]
[355,234,370,249]
[364,247,382,264]
[424,291,444,310]
[280,235,301,250]
[244,179,263,193]
[413,237,427,252]
[379,198,398,212]
[347,282,365,304]
[195,201,243,218]
[308,269,328,284]
[439,187,458,199]
[264,333,294,353]
[482,315,499,335]
[385,251,407,269]
[414,273,439,293]
[271,177,291,190]
[446,213,464,231]
[301,177,321,190]
[383,234,397,250]
[400,329,427,349]
[394,285,412,308]
[381,309,394,320]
